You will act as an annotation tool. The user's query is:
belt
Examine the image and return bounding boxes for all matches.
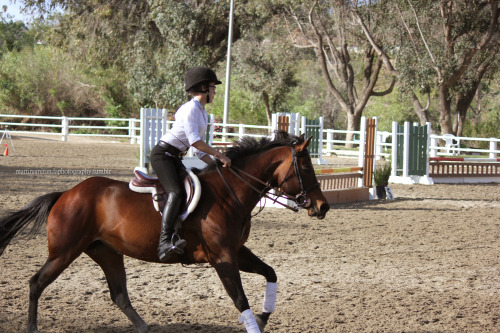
[158,141,186,158]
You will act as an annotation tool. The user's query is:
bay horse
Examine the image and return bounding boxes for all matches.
[0,131,330,333]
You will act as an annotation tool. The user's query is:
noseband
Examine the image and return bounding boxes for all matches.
[218,144,320,212]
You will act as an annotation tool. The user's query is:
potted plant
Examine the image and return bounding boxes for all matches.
[374,162,392,199]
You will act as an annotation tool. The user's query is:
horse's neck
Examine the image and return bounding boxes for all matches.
[236,146,289,191]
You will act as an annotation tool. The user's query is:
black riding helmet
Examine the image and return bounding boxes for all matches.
[184,67,222,92]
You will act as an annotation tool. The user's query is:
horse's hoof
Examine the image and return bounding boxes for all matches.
[255,313,270,332]
[137,323,150,333]
[27,325,41,333]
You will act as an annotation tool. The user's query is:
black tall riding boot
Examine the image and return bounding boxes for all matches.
[158,192,186,262]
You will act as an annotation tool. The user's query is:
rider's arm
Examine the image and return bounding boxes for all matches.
[200,154,216,165]
[191,140,231,167]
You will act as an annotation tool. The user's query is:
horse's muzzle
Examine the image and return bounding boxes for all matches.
[308,202,330,219]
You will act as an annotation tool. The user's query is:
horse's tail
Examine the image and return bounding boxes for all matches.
[0,191,64,256]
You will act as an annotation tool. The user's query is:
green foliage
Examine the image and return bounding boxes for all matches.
[285,60,342,128]
[0,0,498,139]
[0,45,136,117]
[462,109,500,148]
[0,15,31,54]
[206,80,268,126]
[374,162,392,186]
[364,87,419,132]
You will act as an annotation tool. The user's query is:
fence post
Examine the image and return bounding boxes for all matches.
[162,109,168,135]
[61,116,69,142]
[425,122,432,178]
[327,131,333,155]
[238,125,245,141]
[293,112,301,135]
[364,117,377,192]
[391,121,398,177]
[402,121,410,178]
[206,113,215,146]
[490,139,497,159]
[318,116,325,163]
[139,108,146,171]
[129,118,137,144]
[430,134,437,157]
[376,132,383,159]
[271,113,277,134]
[358,116,366,187]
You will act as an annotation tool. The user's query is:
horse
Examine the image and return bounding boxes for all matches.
[0,131,330,333]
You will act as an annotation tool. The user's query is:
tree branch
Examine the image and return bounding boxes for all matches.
[351,8,399,77]
[371,77,396,96]
[396,3,420,59]
[446,0,499,86]
[407,0,442,83]
[307,1,349,111]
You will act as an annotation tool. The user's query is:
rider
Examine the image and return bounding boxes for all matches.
[150,66,231,262]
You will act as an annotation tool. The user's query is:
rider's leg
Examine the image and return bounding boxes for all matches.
[158,192,186,262]
[150,145,187,262]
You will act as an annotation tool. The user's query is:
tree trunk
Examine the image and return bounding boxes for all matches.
[438,85,454,134]
[346,111,362,148]
[454,85,478,137]
[262,91,272,127]
[411,91,430,125]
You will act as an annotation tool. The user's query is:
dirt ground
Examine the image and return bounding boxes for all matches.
[0,134,499,333]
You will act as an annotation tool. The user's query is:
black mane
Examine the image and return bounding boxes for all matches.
[197,130,304,174]
[224,130,304,162]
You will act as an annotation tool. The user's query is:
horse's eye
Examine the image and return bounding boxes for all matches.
[301,162,313,173]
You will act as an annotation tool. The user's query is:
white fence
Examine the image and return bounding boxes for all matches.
[0,114,140,143]
[2,113,498,163]
[430,134,499,158]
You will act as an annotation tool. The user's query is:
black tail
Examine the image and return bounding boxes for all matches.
[0,191,63,256]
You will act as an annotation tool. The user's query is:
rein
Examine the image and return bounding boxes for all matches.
[216,145,320,213]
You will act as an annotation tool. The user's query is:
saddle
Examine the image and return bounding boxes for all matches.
[128,169,201,222]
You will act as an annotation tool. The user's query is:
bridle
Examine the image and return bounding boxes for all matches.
[216,144,320,213]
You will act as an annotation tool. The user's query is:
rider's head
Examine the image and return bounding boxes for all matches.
[184,67,222,104]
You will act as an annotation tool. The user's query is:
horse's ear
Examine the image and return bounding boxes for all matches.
[297,135,313,151]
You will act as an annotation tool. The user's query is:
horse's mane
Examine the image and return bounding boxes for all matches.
[225,130,303,162]
[197,130,304,174]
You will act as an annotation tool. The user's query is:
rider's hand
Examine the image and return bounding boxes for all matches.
[219,154,231,167]
[214,151,231,167]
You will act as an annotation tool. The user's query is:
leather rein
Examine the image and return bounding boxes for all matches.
[215,145,320,213]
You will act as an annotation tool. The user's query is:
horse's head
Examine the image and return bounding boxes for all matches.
[275,134,330,219]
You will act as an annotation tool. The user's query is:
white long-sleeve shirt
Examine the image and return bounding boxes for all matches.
[160,97,208,159]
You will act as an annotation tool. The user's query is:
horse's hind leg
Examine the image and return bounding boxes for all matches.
[84,241,149,333]
[237,245,278,332]
[27,255,78,333]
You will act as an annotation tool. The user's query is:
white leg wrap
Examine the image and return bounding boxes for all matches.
[239,309,261,333]
[262,282,277,313]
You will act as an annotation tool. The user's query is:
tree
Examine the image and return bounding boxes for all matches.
[20,0,270,109]
[231,27,298,126]
[0,11,30,54]
[354,0,500,136]
[275,0,395,143]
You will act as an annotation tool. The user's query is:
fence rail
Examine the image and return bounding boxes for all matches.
[0,114,140,143]
[430,134,500,158]
[1,114,498,161]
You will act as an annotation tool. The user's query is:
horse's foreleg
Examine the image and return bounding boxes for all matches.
[212,255,261,333]
[84,241,149,333]
[237,246,278,332]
